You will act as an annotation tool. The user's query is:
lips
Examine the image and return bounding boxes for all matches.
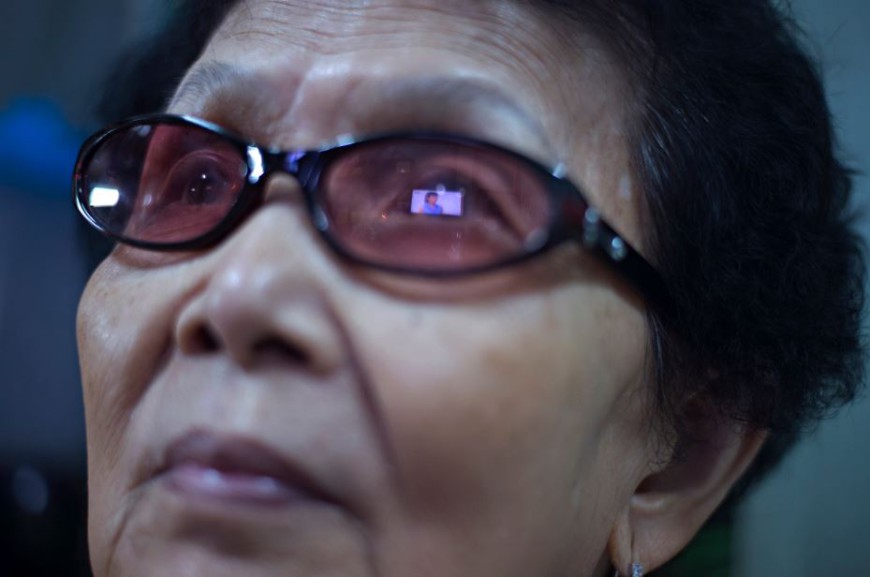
[158,430,337,508]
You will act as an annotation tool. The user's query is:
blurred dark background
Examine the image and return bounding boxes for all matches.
[0,2,162,575]
[0,1,867,576]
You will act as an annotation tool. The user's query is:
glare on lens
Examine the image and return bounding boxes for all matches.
[89,186,121,208]
[247,146,264,182]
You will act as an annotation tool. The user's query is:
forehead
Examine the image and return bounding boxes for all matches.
[177,0,642,245]
[212,0,588,74]
[186,0,629,142]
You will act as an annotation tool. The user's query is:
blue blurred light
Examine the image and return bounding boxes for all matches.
[0,98,84,198]
[12,465,50,515]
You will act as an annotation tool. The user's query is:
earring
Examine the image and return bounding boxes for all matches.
[613,563,644,577]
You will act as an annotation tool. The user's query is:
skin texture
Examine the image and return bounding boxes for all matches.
[76,1,752,576]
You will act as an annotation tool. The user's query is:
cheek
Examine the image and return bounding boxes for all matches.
[78,262,131,463]
[77,258,194,538]
[345,280,648,562]
[78,256,198,424]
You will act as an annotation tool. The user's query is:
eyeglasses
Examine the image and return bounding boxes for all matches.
[74,114,668,305]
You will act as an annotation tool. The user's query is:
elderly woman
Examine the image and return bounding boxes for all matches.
[73,1,865,576]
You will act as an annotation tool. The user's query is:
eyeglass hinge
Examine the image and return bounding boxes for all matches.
[607,236,628,261]
[583,207,628,262]
[582,207,601,248]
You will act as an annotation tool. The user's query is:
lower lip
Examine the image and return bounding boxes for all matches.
[164,463,305,506]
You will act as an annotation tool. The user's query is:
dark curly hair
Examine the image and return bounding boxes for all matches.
[568,0,867,489]
[92,0,865,494]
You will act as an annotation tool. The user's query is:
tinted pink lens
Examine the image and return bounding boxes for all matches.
[80,122,248,245]
[320,138,554,272]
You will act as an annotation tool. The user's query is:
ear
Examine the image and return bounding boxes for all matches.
[608,405,767,574]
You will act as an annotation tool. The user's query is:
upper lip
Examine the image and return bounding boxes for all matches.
[157,429,340,506]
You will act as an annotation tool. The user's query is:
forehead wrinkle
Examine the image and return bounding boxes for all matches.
[213,6,615,170]
[171,61,557,159]
[197,1,638,216]
[220,0,587,107]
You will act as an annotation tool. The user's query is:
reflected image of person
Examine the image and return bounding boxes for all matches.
[421,191,443,215]
[73,1,865,576]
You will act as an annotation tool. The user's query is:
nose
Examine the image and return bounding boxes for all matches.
[174,175,347,373]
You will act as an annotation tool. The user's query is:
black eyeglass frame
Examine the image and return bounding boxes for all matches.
[74,113,669,308]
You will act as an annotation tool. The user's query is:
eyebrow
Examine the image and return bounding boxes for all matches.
[371,76,551,140]
[170,61,246,108]
[171,61,555,155]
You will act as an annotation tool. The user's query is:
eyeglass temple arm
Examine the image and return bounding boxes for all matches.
[575,205,671,312]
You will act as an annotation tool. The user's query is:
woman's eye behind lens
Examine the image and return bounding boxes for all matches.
[111,124,246,244]
[316,139,552,270]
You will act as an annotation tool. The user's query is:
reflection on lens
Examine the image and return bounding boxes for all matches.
[89,186,121,208]
[410,188,464,217]
[80,119,249,245]
[320,137,552,272]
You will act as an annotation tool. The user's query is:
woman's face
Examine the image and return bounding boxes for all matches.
[78,1,656,576]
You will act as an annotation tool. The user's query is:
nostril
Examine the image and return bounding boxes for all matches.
[252,337,310,364]
[186,325,221,354]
